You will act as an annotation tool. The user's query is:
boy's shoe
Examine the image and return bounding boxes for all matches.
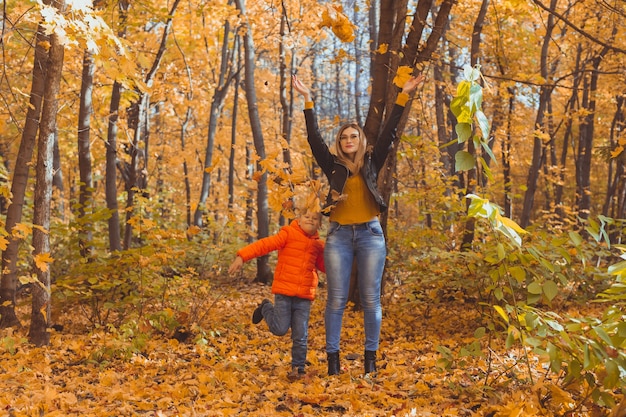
[287,366,305,381]
[252,299,271,324]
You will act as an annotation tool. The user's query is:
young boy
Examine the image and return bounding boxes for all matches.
[228,209,325,380]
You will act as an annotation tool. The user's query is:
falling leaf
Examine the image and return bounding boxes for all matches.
[376,43,388,54]
[34,252,55,272]
[319,4,356,43]
[610,145,623,158]
[252,171,263,182]
[187,225,201,236]
[393,66,413,88]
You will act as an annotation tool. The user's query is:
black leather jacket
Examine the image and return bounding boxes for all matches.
[303,100,407,215]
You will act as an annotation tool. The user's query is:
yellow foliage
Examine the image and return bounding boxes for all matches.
[12,223,32,239]
[34,252,54,272]
[376,43,388,54]
[187,225,202,237]
[611,145,623,158]
[393,66,414,88]
[319,4,356,43]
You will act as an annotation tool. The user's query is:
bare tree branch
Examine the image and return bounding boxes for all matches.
[531,0,626,54]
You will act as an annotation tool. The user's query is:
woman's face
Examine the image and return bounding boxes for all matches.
[339,127,360,159]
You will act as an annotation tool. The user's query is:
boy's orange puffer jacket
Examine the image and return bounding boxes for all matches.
[236,219,325,300]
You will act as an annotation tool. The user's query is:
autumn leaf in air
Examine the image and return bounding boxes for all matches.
[611,145,623,159]
[375,43,388,54]
[186,225,201,237]
[393,66,413,88]
[34,252,54,272]
[319,4,356,43]
[252,171,263,182]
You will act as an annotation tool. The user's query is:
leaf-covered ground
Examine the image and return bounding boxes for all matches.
[0,277,618,417]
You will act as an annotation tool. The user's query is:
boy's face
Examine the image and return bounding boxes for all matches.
[299,211,322,235]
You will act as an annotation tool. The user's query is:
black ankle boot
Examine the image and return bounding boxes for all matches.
[327,351,340,375]
[364,350,377,374]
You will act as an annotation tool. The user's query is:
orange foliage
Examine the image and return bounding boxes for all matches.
[0,278,614,416]
[319,4,356,43]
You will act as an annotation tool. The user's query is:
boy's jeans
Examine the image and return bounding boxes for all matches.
[324,219,386,354]
[262,294,312,369]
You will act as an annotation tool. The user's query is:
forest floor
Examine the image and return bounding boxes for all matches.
[0,275,621,417]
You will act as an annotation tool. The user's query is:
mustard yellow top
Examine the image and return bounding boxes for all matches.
[305,91,410,224]
[329,173,379,224]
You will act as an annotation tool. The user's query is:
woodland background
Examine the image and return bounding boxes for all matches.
[0,0,624,415]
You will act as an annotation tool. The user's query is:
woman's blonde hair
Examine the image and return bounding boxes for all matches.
[333,123,367,174]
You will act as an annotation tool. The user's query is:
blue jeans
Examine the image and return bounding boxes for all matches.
[324,219,386,353]
[261,294,312,369]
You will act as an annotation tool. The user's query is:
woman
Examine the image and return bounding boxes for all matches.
[292,73,423,376]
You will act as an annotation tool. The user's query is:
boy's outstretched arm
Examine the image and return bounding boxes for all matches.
[228,256,244,274]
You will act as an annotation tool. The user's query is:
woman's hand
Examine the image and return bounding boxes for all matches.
[292,75,311,101]
[401,73,426,94]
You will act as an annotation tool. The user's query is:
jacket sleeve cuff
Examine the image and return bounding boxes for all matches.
[304,101,314,110]
[396,92,410,107]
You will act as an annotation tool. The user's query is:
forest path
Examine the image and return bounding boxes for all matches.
[0,277,602,416]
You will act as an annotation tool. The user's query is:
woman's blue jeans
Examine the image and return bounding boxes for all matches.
[324,219,386,353]
[261,294,312,369]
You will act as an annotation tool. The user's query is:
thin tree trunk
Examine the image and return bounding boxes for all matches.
[520,0,558,228]
[353,1,364,127]
[194,5,236,227]
[577,45,613,222]
[460,0,489,251]
[503,87,515,218]
[78,49,94,257]
[603,94,625,218]
[30,3,65,346]
[278,8,293,224]
[555,45,582,220]
[106,78,123,252]
[235,0,272,283]
[105,0,129,253]
[52,131,64,219]
[229,36,242,212]
[0,19,50,328]
[123,0,181,249]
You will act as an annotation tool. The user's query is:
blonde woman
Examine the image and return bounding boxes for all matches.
[292,73,423,376]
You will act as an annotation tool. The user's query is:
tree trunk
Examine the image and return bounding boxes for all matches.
[519,0,558,228]
[52,131,64,219]
[459,0,488,251]
[358,0,454,303]
[577,46,613,222]
[0,19,50,329]
[193,11,235,227]
[122,0,181,249]
[30,4,65,346]
[235,0,272,283]
[353,2,364,127]
[279,8,294,224]
[228,37,242,212]
[555,45,582,220]
[106,78,123,253]
[78,49,94,257]
[503,87,515,218]
[603,94,625,220]
[105,0,130,253]
[374,0,455,222]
